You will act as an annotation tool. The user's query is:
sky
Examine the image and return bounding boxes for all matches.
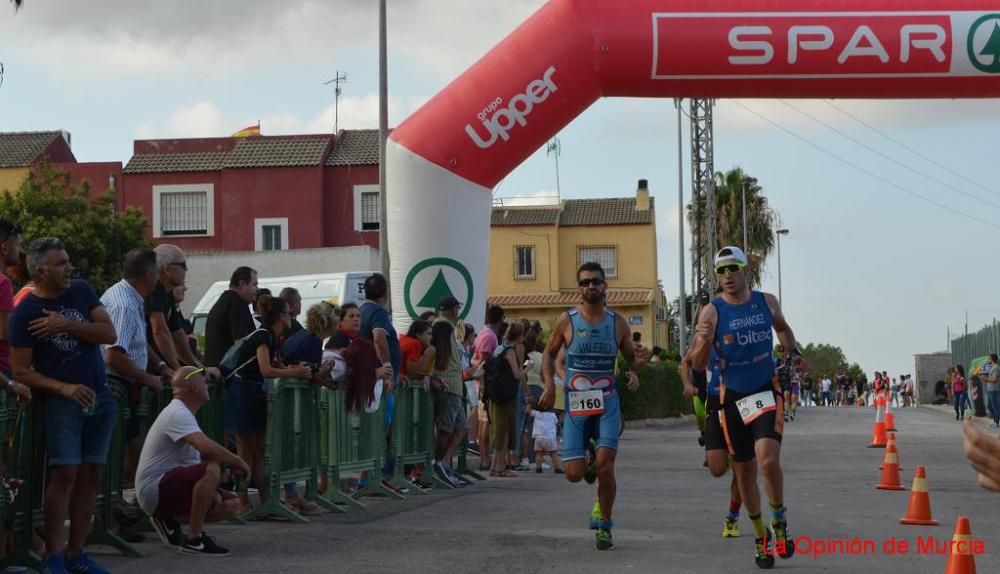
[3,0,1000,379]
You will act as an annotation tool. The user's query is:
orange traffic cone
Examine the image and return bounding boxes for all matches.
[885,395,898,431]
[880,433,903,471]
[899,466,938,525]
[944,516,977,574]
[876,440,905,490]
[868,398,887,448]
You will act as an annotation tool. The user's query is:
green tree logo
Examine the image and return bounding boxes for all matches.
[969,15,1000,73]
[403,257,474,320]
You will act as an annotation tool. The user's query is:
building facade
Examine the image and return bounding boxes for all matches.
[487,182,668,349]
[0,131,123,199]
[121,129,382,253]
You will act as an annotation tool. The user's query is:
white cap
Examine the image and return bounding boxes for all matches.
[714,246,748,267]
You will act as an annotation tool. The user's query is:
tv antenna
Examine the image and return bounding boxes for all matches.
[323,71,348,133]
[546,137,562,201]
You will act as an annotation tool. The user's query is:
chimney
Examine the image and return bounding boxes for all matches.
[636,178,650,211]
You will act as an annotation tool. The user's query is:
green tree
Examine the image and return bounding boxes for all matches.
[0,163,150,293]
[689,167,776,287]
[980,22,1000,66]
[798,342,849,381]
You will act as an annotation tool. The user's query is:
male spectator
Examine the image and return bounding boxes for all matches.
[835,369,849,406]
[101,249,166,540]
[358,274,398,488]
[0,219,30,402]
[472,305,504,467]
[136,366,248,555]
[433,296,476,486]
[147,244,197,372]
[204,267,258,367]
[279,287,304,336]
[820,375,832,406]
[11,238,118,574]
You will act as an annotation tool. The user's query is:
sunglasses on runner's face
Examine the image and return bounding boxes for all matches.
[715,264,745,276]
[578,277,605,287]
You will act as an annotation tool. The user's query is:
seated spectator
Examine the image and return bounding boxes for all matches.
[135,366,250,555]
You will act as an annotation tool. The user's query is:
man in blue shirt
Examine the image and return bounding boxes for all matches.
[358,273,398,488]
[689,246,807,569]
[11,238,118,574]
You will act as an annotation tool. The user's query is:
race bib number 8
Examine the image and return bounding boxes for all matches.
[569,390,605,416]
[735,390,776,425]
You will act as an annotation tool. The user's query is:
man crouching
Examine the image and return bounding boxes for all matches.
[135,366,250,555]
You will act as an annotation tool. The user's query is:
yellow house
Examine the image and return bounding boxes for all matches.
[487,181,669,350]
[0,131,76,192]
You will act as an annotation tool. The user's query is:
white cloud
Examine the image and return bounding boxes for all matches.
[136,92,429,139]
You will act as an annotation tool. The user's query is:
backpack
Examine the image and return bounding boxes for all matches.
[218,328,269,381]
[483,345,519,404]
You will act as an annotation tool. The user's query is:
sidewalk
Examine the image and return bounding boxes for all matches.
[920,403,995,428]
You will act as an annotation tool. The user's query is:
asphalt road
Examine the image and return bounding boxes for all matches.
[100,404,998,573]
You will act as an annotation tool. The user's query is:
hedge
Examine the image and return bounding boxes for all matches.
[616,359,692,421]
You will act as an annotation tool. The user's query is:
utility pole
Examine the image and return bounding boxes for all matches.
[689,99,716,312]
[546,137,562,202]
[675,100,687,356]
[323,71,349,133]
[378,0,390,300]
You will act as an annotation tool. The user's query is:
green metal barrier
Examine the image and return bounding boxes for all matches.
[88,378,142,556]
[318,386,403,509]
[0,378,138,570]
[243,378,324,523]
[195,378,226,444]
[388,384,451,490]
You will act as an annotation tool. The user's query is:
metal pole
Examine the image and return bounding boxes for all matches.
[742,181,748,252]
[777,232,783,303]
[378,0,391,306]
[676,100,687,356]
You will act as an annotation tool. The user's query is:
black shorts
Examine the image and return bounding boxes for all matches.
[704,395,727,452]
[719,381,784,463]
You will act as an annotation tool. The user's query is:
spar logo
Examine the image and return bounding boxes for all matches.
[968,14,1000,73]
[465,66,558,149]
[652,14,954,78]
[403,257,474,320]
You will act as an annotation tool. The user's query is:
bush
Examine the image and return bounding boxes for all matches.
[617,360,691,421]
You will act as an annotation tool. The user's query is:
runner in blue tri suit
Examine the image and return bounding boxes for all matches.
[539,262,647,552]
[682,346,744,538]
[689,247,807,570]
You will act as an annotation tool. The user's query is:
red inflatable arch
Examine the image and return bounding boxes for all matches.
[386,0,1000,325]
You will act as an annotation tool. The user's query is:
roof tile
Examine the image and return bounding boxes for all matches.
[490,207,561,226]
[0,131,62,168]
[123,152,228,174]
[224,137,330,168]
[488,289,652,308]
[559,197,654,226]
[326,129,380,166]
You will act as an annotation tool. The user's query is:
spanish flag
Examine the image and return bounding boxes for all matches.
[231,122,261,138]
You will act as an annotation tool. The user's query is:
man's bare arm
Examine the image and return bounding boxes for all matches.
[539,313,569,410]
[764,293,798,354]
[149,312,181,369]
[688,304,718,372]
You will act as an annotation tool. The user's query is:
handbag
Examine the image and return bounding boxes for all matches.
[218,328,269,381]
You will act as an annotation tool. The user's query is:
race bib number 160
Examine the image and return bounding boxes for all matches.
[569,390,605,416]
[735,390,776,425]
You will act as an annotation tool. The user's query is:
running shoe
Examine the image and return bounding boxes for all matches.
[150,515,184,547]
[755,531,775,569]
[40,553,67,574]
[584,438,598,484]
[722,518,740,538]
[771,519,795,559]
[66,550,111,573]
[178,532,230,556]
[595,521,615,551]
[698,431,705,447]
[589,500,601,529]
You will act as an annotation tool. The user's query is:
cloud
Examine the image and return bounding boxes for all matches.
[1,0,545,82]
[136,92,429,139]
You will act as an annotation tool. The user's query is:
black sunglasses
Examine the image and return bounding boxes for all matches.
[715,264,744,275]
[0,223,20,245]
[578,277,605,287]
[169,261,188,271]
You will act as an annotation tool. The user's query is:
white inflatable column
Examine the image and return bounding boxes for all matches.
[386,139,492,331]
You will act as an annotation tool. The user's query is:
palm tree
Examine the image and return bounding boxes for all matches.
[688,167,776,287]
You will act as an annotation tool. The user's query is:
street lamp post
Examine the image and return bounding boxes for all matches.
[741,176,757,253]
[776,228,789,302]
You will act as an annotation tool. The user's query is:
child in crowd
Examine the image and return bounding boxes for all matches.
[529,406,563,474]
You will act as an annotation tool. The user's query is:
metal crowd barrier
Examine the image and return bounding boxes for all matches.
[387,383,452,490]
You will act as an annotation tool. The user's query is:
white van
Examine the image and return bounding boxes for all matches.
[189,271,376,344]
